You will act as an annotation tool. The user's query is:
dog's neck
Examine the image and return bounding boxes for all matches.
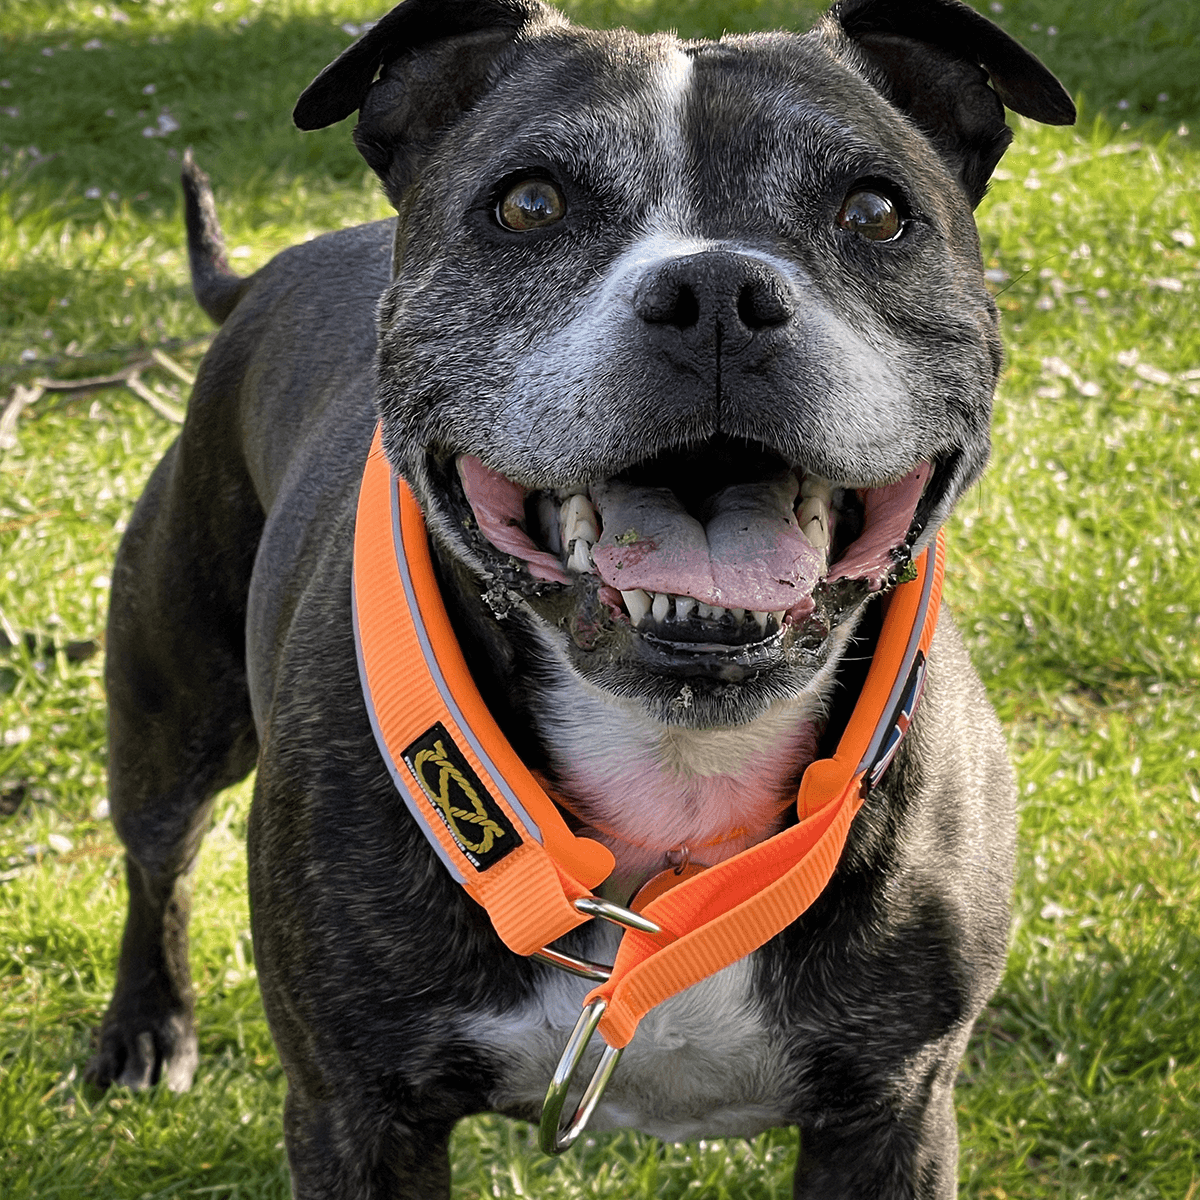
[527,626,853,903]
[431,548,852,900]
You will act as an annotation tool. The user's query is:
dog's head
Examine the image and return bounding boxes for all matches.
[296,0,1072,726]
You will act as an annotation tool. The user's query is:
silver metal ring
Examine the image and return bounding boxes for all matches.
[532,947,612,982]
[538,998,622,1155]
[572,895,661,935]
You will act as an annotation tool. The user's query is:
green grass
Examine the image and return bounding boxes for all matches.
[2,1,1198,1197]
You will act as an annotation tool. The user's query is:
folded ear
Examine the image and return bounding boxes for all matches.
[293,0,565,203]
[826,0,1075,205]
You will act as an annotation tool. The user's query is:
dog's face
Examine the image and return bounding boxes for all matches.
[296,0,1072,727]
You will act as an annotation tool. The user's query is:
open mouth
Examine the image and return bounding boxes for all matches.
[452,438,937,650]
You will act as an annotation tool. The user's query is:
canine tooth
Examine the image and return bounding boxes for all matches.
[800,474,833,502]
[621,588,651,626]
[772,610,786,626]
[798,496,830,550]
[675,596,696,621]
[561,494,599,550]
[753,611,769,633]
[652,592,670,623]
[567,539,593,573]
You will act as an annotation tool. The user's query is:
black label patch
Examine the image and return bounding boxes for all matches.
[401,722,521,870]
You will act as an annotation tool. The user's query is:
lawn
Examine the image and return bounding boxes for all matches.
[2,0,1198,1197]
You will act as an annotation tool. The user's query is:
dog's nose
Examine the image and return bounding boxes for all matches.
[632,251,794,347]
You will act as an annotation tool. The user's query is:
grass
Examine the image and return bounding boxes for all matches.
[2,0,1198,1197]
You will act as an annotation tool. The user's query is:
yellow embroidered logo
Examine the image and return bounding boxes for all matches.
[402,722,521,869]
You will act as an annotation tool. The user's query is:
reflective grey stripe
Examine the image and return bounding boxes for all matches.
[352,570,468,884]
[388,475,547,845]
[856,550,938,775]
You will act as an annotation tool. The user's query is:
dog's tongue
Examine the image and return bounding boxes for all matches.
[590,472,824,610]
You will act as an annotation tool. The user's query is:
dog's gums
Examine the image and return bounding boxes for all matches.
[456,445,931,646]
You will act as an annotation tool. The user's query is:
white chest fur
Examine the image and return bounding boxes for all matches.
[529,621,852,896]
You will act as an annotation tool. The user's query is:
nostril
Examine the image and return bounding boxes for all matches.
[736,277,792,330]
[634,252,793,336]
[635,275,701,329]
[672,285,700,329]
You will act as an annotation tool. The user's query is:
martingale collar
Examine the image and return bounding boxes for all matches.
[352,426,945,1149]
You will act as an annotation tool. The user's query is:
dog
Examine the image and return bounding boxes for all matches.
[85,1,1074,1195]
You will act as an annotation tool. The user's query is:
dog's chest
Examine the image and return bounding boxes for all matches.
[472,934,792,1140]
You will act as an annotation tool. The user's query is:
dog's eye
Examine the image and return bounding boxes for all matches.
[497,178,566,231]
[837,189,902,242]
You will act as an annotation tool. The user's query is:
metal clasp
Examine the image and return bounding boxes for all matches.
[531,897,661,983]
[571,895,661,936]
[539,998,622,1155]
[534,898,658,1154]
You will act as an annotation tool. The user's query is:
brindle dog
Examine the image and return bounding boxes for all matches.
[87,1,1073,1196]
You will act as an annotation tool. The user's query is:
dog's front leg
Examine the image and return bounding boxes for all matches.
[283,1090,453,1200]
[793,1064,960,1200]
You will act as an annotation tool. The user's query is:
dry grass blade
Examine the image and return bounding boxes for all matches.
[0,384,47,451]
[125,372,186,424]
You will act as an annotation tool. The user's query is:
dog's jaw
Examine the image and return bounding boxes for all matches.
[520,615,853,896]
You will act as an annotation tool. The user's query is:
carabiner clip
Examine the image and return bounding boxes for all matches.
[538,998,622,1155]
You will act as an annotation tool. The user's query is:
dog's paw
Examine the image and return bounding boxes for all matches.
[85,1012,198,1093]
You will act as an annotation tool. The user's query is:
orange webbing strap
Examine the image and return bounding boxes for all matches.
[353,428,613,955]
[355,421,944,1047]
[586,533,945,1048]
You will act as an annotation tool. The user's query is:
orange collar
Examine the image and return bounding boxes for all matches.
[353,426,944,1053]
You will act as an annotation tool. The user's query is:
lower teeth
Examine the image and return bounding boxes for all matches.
[619,589,781,635]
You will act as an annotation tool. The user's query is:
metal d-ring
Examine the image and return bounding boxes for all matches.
[532,946,612,982]
[572,895,661,935]
[539,998,622,1155]
[532,897,659,983]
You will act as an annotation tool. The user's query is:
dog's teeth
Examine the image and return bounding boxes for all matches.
[652,592,670,623]
[621,588,651,626]
[675,596,696,621]
[709,605,726,621]
[753,610,769,633]
[772,610,786,626]
[567,539,593,574]
[798,496,830,550]
[728,607,745,623]
[800,474,834,502]
[561,494,599,551]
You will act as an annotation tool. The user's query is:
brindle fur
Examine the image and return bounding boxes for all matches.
[87,2,1073,1196]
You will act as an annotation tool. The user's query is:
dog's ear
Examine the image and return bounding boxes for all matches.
[825,0,1075,206]
[294,0,565,201]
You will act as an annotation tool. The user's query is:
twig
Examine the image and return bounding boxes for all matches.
[150,347,197,386]
[125,372,185,424]
[0,334,212,390]
[0,384,46,451]
[34,363,149,393]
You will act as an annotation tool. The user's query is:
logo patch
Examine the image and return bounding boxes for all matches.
[402,722,521,870]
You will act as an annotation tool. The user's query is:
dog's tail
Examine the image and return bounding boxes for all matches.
[182,148,248,325]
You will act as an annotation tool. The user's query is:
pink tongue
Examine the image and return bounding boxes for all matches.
[590,473,825,611]
[457,457,571,584]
